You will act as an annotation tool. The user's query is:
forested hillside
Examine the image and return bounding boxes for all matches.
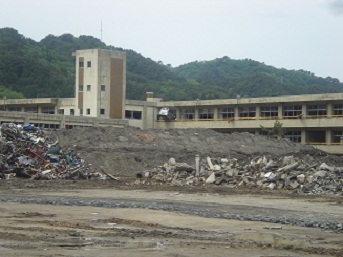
[0,27,342,101]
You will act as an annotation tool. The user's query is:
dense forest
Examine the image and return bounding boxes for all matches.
[0,27,342,101]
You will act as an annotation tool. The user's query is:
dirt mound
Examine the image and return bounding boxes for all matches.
[50,126,343,176]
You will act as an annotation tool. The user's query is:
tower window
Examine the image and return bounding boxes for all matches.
[87,85,91,91]
[79,62,84,68]
[100,109,105,115]
[87,61,91,67]
[79,85,83,92]
[101,85,106,91]
[86,108,90,115]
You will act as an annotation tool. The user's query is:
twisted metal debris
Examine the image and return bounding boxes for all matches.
[0,123,104,180]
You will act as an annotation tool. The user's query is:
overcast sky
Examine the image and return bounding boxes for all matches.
[1,0,343,81]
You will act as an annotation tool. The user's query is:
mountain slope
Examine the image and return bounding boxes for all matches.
[0,28,342,101]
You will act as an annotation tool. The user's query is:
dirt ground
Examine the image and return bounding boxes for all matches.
[1,127,343,256]
[0,182,342,257]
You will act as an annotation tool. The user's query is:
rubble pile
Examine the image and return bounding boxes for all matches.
[137,155,343,196]
[0,123,104,180]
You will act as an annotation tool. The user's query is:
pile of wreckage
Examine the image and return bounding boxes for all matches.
[0,123,104,180]
[137,154,343,196]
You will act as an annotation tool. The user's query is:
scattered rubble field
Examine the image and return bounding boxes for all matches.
[1,126,343,256]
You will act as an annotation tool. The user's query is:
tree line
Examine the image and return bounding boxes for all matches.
[0,27,342,101]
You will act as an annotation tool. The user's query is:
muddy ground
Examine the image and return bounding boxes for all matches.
[1,127,343,256]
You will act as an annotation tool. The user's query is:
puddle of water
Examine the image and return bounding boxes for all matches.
[91,223,134,230]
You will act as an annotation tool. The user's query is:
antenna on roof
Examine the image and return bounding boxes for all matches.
[100,20,103,42]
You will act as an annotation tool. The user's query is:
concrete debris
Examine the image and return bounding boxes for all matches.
[0,123,105,180]
[137,154,343,196]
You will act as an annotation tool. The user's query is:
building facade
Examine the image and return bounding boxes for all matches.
[153,93,343,154]
[73,49,126,119]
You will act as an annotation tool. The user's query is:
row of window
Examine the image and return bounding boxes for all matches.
[265,130,343,144]
[79,84,106,92]
[79,61,91,68]
[7,106,56,114]
[7,107,108,116]
[177,104,343,120]
[125,110,142,120]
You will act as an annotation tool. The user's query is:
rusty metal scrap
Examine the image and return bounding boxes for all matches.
[0,123,105,180]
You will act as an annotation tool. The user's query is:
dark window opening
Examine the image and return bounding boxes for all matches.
[333,104,343,115]
[133,111,142,119]
[219,107,234,119]
[260,106,278,118]
[42,106,55,114]
[283,105,302,118]
[181,109,194,120]
[307,130,326,143]
[332,130,343,143]
[284,131,301,143]
[199,108,214,119]
[125,110,142,120]
[239,107,256,117]
[25,107,38,113]
[307,105,327,116]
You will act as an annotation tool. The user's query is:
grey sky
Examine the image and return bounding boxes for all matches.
[1,0,342,81]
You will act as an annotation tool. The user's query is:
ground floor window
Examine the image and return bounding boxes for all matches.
[125,110,142,120]
[25,107,38,113]
[306,130,326,143]
[332,130,343,143]
[8,107,22,112]
[284,131,301,143]
[42,106,55,114]
[43,123,60,129]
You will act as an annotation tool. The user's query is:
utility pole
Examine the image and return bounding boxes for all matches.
[3,96,6,111]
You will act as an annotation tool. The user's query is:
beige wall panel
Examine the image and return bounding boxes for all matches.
[110,58,124,119]
[78,92,83,109]
[77,57,84,110]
